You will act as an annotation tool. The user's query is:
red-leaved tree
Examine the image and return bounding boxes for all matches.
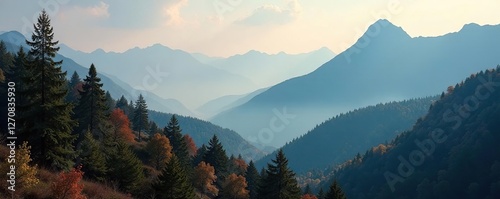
[109,108,135,143]
[51,166,86,199]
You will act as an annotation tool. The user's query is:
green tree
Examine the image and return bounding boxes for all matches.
[65,71,81,104]
[258,149,301,199]
[107,142,145,192]
[203,134,229,184]
[325,180,346,199]
[317,188,325,199]
[79,130,107,182]
[193,144,208,166]
[154,155,196,199]
[164,115,190,169]
[74,64,109,141]
[104,91,115,113]
[133,94,148,142]
[245,160,260,199]
[20,10,76,170]
[304,184,312,195]
[116,95,132,118]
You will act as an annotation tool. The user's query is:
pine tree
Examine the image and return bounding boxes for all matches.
[20,10,76,170]
[193,144,208,166]
[1,46,21,134]
[107,142,145,192]
[203,134,229,184]
[104,91,115,114]
[154,155,196,199]
[164,115,190,169]
[79,130,107,182]
[317,188,325,199]
[115,95,130,115]
[133,94,148,142]
[74,64,109,142]
[304,184,312,195]
[258,149,301,199]
[245,161,260,199]
[65,71,81,104]
[325,180,346,199]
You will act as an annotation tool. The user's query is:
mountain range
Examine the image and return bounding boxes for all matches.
[0,31,194,116]
[0,31,265,160]
[199,48,335,89]
[211,19,500,147]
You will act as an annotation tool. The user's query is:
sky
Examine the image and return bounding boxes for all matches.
[1,0,500,57]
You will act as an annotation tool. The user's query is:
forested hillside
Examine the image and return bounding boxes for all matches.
[325,67,500,199]
[257,96,437,173]
[148,110,265,160]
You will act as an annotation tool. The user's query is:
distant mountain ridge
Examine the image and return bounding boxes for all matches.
[0,31,194,116]
[211,19,500,147]
[205,47,335,89]
[58,43,257,109]
[256,96,438,173]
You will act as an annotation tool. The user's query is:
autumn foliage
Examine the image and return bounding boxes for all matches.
[146,133,173,170]
[193,161,218,197]
[301,194,318,199]
[220,173,249,199]
[109,108,135,143]
[51,166,86,199]
[183,134,197,157]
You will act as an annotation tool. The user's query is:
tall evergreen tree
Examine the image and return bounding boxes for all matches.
[79,130,107,182]
[203,134,229,182]
[0,45,18,134]
[154,155,196,199]
[104,91,115,113]
[19,10,76,170]
[325,180,346,199]
[304,184,312,195]
[258,149,301,199]
[107,142,145,193]
[245,160,260,199]
[65,71,81,104]
[317,188,325,199]
[193,144,208,166]
[133,94,148,142]
[164,115,190,169]
[74,64,109,142]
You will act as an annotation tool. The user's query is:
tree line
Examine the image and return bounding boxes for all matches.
[0,10,347,198]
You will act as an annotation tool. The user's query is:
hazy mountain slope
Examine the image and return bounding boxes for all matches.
[211,19,500,147]
[58,43,256,109]
[148,110,265,160]
[326,67,500,199]
[209,47,335,88]
[196,87,268,119]
[0,31,194,116]
[256,96,437,173]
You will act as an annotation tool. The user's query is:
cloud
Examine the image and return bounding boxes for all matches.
[85,1,110,17]
[236,0,302,26]
[163,0,189,26]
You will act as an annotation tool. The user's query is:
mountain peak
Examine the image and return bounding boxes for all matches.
[351,19,410,48]
[0,31,26,46]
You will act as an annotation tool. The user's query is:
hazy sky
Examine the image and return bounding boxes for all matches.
[1,0,500,57]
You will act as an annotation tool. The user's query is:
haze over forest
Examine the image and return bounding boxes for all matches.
[1,1,500,199]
